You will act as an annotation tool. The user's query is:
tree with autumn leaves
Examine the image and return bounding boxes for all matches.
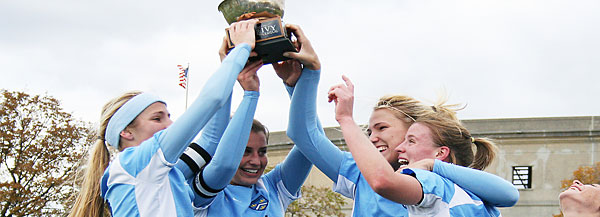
[553,162,600,217]
[0,90,93,216]
[286,185,348,217]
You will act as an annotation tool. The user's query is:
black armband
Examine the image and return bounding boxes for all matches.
[179,142,211,174]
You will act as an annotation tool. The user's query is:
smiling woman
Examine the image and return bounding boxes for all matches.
[559,180,600,217]
[230,121,269,186]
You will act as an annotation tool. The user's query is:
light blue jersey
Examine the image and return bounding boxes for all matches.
[401,168,502,217]
[193,164,299,217]
[101,135,195,217]
[100,44,253,217]
[334,152,409,216]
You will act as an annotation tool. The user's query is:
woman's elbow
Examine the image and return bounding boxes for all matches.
[369,175,395,195]
[503,188,520,207]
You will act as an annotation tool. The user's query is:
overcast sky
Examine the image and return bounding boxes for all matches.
[1,0,599,132]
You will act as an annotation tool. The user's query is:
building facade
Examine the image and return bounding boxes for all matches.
[266,116,600,217]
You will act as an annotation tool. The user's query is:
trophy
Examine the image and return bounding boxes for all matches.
[218,0,297,64]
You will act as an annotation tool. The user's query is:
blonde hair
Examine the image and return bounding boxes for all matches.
[418,102,497,170]
[374,95,432,124]
[69,91,141,217]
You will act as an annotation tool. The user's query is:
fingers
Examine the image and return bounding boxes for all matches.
[283,51,298,59]
[229,19,259,48]
[249,60,263,71]
[341,75,354,91]
[327,75,354,103]
[219,36,229,62]
[245,60,263,72]
[272,61,283,71]
[327,84,343,103]
[238,60,262,92]
[286,24,307,43]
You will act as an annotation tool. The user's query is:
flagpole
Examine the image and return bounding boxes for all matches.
[185,62,189,110]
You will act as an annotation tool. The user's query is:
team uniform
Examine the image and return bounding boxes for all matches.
[287,68,519,216]
[334,152,409,216]
[401,168,501,216]
[193,163,301,217]
[100,44,253,217]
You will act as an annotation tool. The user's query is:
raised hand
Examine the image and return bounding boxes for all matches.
[220,35,259,62]
[327,75,354,122]
[282,24,320,70]
[228,19,259,49]
[237,60,263,92]
[272,59,302,87]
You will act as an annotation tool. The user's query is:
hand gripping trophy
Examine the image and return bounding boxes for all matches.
[219,0,297,64]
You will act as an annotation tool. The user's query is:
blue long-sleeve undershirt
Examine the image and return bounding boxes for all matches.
[174,94,232,181]
[433,159,519,207]
[194,90,259,206]
[157,43,251,164]
[287,69,344,182]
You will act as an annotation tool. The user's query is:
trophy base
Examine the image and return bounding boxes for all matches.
[226,16,297,64]
[251,36,296,64]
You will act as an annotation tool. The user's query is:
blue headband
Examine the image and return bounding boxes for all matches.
[105,92,165,148]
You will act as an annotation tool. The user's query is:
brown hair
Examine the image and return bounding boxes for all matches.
[251,119,269,143]
[69,91,141,217]
[417,103,497,170]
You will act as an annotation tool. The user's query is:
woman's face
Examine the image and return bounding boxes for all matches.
[231,131,268,187]
[559,180,600,214]
[121,102,172,150]
[368,109,411,169]
[394,122,443,167]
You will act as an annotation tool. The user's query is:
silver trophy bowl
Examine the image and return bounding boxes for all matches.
[218,0,285,24]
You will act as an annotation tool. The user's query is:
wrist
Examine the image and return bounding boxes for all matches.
[283,80,295,87]
[336,116,354,125]
[305,59,321,70]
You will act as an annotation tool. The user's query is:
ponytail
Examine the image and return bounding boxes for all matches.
[68,91,141,217]
[470,137,497,170]
[69,139,111,217]
[418,114,497,171]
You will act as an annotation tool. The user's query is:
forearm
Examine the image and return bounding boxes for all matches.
[433,160,519,207]
[175,94,232,180]
[337,118,395,184]
[197,94,231,156]
[287,68,343,181]
[159,44,252,163]
[192,91,258,205]
[201,91,258,187]
[279,146,312,195]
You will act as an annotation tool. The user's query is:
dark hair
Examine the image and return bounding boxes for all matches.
[251,119,269,143]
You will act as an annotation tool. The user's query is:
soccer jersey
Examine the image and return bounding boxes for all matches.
[101,136,195,217]
[401,168,502,217]
[333,152,410,217]
[193,164,299,217]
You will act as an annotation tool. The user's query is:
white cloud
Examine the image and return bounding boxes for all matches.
[1,0,599,132]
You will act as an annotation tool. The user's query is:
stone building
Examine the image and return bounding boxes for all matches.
[266,116,600,217]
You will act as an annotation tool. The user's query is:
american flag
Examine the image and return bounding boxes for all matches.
[177,64,188,89]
